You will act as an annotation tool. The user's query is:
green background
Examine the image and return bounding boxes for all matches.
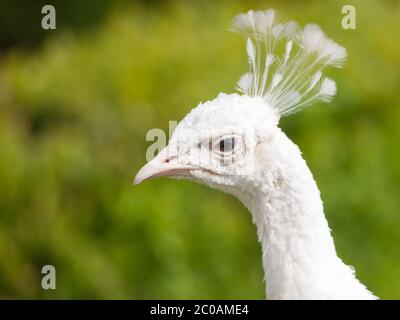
[0,0,399,299]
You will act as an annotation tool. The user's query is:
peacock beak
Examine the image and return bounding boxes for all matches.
[134,147,195,185]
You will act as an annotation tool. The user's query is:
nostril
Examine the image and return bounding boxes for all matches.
[163,156,176,164]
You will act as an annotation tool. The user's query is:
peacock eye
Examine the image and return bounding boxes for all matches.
[219,137,235,152]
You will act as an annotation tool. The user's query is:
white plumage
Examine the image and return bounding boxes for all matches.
[230,9,346,116]
[135,9,377,300]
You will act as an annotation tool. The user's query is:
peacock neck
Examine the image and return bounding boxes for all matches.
[246,167,338,299]
[238,132,374,299]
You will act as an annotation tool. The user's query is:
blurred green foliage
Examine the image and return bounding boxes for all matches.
[0,0,114,49]
[0,0,399,299]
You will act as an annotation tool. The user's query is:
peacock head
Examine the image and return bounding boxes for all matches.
[134,9,346,196]
[134,93,281,194]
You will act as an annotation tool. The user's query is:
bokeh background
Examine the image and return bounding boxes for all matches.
[0,0,399,299]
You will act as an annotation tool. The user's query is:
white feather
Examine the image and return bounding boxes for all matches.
[272,24,284,38]
[246,38,256,63]
[236,73,253,95]
[270,73,283,89]
[230,9,347,116]
[284,21,300,38]
[319,77,337,102]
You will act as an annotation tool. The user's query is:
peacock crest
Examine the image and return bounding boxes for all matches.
[230,9,347,116]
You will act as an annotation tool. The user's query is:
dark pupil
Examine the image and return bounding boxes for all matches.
[219,137,235,152]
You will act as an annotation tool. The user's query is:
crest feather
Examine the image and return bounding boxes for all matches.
[230,9,347,116]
